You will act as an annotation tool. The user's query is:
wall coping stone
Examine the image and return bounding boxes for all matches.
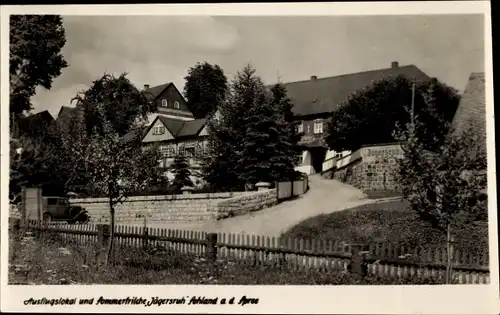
[255,182,271,191]
[70,191,252,204]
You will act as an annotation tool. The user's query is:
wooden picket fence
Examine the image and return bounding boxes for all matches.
[12,219,490,284]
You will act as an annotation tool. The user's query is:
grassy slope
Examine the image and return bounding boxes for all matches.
[281,199,488,256]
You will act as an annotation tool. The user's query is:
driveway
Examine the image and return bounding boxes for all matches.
[128,175,397,238]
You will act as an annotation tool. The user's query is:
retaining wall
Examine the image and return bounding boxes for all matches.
[333,143,404,192]
[212,189,278,220]
[69,192,249,223]
[9,189,279,224]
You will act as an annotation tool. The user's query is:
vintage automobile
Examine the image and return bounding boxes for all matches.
[42,196,90,224]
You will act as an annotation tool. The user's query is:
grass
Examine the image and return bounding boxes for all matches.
[281,199,488,257]
[363,189,402,199]
[9,227,447,285]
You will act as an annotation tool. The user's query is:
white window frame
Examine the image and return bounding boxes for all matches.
[314,120,323,134]
[161,99,168,107]
[297,123,303,134]
[174,101,180,109]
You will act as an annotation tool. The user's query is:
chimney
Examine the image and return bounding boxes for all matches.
[311,75,317,80]
[144,84,150,90]
[391,61,399,69]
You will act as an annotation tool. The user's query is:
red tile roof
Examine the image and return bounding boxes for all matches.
[280,64,430,117]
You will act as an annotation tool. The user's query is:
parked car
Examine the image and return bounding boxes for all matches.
[42,196,90,224]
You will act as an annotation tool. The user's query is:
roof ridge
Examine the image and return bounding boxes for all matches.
[146,82,172,90]
[279,64,419,86]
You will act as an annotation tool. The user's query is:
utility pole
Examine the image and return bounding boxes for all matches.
[411,78,416,128]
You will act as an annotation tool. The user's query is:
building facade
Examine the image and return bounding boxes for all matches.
[140,82,211,184]
[280,61,430,175]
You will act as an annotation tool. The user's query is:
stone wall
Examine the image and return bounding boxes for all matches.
[69,192,249,224]
[9,189,281,224]
[333,143,404,192]
[212,189,278,220]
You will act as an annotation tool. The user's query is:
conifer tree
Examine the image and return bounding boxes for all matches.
[202,64,264,191]
[203,64,302,189]
[171,153,193,193]
[269,83,303,180]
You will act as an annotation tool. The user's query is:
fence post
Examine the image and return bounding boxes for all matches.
[276,181,280,201]
[143,226,149,250]
[96,224,111,260]
[206,233,218,263]
[350,244,369,278]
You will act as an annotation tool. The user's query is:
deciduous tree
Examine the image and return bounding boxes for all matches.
[183,62,228,119]
[72,73,156,137]
[10,15,68,120]
[77,110,161,264]
[396,117,487,283]
[68,74,161,264]
[325,76,460,152]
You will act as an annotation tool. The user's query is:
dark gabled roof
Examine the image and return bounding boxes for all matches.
[451,72,486,137]
[157,116,186,136]
[143,116,208,141]
[279,64,430,117]
[17,110,55,135]
[177,118,207,138]
[57,106,77,119]
[22,110,54,123]
[144,83,172,100]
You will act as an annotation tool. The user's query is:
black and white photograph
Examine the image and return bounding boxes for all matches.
[0,2,498,314]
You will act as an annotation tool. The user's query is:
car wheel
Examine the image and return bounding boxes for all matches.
[42,213,52,224]
[78,213,90,224]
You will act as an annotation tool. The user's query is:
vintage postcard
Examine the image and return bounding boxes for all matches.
[0,1,498,314]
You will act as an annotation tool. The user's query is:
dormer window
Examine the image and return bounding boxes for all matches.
[161,99,168,107]
[174,101,180,109]
[314,120,323,134]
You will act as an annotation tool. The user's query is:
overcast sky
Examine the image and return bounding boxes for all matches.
[31,14,485,117]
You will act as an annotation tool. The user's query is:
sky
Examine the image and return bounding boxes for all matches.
[31,14,485,118]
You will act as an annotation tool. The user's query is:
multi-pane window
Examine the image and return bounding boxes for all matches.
[166,146,175,157]
[152,126,165,135]
[314,121,323,134]
[297,123,304,134]
[178,146,185,156]
[174,101,180,109]
[161,99,168,107]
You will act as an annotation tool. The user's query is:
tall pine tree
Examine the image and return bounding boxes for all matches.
[269,83,303,180]
[203,64,301,190]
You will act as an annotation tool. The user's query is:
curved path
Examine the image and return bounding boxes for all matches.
[134,175,397,238]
